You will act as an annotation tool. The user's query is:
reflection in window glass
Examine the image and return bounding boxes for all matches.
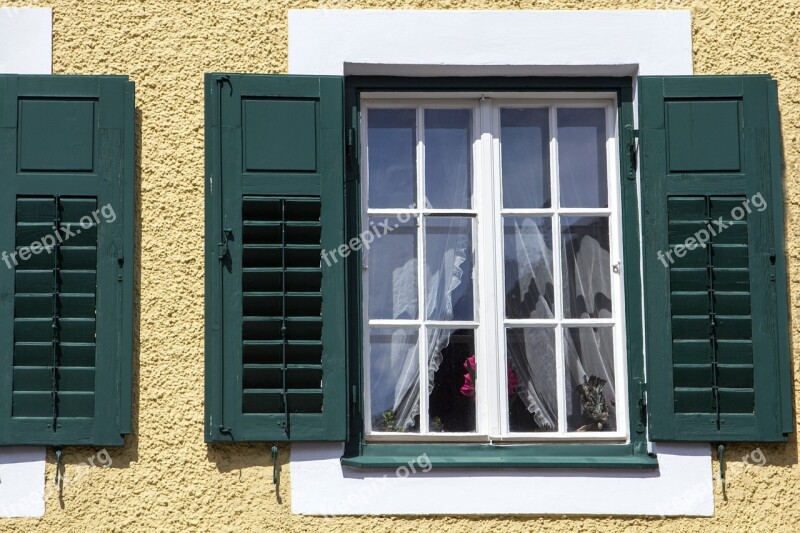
[501,108,551,209]
[368,109,417,209]
[557,108,608,208]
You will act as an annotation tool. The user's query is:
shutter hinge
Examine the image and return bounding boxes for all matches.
[636,380,648,434]
[346,127,356,177]
[217,229,233,261]
[626,125,639,181]
[215,75,232,96]
[117,252,124,282]
[769,247,777,281]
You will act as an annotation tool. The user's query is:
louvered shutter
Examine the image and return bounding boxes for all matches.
[0,75,135,446]
[640,75,792,442]
[205,74,347,442]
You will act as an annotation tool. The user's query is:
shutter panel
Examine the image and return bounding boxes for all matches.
[640,75,792,442]
[0,75,135,446]
[205,74,346,442]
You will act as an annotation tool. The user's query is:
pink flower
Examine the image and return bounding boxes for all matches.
[459,355,520,397]
[507,367,519,395]
[460,355,477,397]
[460,373,475,397]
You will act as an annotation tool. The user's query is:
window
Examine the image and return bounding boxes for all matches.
[361,95,627,441]
[0,74,135,447]
[204,74,792,467]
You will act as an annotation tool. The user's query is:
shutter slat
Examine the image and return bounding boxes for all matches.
[13,367,95,392]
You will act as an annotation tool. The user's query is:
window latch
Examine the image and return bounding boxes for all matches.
[636,381,647,434]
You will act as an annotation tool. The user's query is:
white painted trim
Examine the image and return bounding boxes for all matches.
[0,6,51,520]
[0,7,52,74]
[0,448,46,518]
[288,8,709,517]
[291,442,712,516]
[288,10,692,77]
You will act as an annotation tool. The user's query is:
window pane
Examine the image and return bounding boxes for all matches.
[367,109,417,209]
[428,328,476,433]
[424,109,472,209]
[369,328,420,433]
[507,328,558,432]
[557,108,608,208]
[367,216,417,320]
[561,216,612,319]
[565,327,616,432]
[504,216,554,319]
[500,108,551,208]
[425,217,474,321]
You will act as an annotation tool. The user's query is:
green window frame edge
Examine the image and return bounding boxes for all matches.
[204,73,225,442]
[119,77,136,441]
[768,79,794,438]
[340,76,656,469]
[0,74,135,447]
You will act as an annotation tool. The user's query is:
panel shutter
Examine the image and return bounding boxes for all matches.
[205,74,347,442]
[640,75,792,442]
[0,75,135,446]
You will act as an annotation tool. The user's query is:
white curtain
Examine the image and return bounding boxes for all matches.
[506,217,615,431]
[387,219,470,431]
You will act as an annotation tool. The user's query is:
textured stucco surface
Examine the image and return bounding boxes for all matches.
[0,0,799,531]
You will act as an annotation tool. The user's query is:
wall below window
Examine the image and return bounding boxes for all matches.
[292,443,712,516]
[0,6,51,519]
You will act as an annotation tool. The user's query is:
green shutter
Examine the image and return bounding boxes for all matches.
[0,75,135,446]
[205,74,347,442]
[640,75,792,442]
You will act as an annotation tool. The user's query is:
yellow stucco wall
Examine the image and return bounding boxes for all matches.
[0,0,799,531]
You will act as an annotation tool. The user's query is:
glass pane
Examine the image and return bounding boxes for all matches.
[561,216,612,319]
[367,109,417,209]
[557,108,608,208]
[500,108,551,208]
[369,328,420,433]
[565,327,616,432]
[367,216,417,320]
[507,328,558,432]
[427,328,476,433]
[504,216,554,319]
[424,217,474,321]
[424,109,472,209]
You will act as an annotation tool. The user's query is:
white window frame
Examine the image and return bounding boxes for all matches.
[360,92,628,443]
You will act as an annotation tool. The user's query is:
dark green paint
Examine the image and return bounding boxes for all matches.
[205,74,347,442]
[641,75,793,442]
[0,75,135,447]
